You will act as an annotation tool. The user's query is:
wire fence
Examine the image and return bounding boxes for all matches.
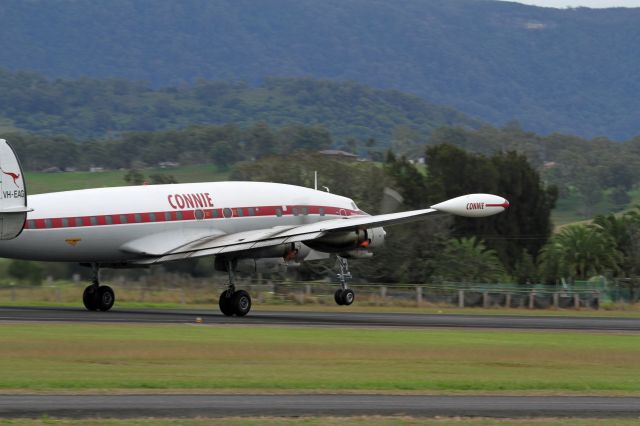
[0,276,632,310]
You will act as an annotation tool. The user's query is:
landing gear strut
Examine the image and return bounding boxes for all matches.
[334,256,355,306]
[218,260,251,317]
[82,263,115,312]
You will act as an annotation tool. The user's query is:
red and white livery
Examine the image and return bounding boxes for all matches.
[0,139,509,316]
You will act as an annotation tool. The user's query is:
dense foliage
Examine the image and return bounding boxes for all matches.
[0,69,478,141]
[428,125,640,219]
[1,0,639,139]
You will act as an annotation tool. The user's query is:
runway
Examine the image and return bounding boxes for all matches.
[0,306,639,331]
[1,394,639,418]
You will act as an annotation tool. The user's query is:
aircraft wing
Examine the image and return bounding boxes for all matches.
[126,193,508,265]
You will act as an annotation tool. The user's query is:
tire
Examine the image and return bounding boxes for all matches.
[232,290,252,317]
[97,286,115,311]
[219,291,235,316]
[341,289,355,306]
[334,289,345,306]
[82,285,99,311]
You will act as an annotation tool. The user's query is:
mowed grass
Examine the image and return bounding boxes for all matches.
[0,324,638,393]
[25,164,229,194]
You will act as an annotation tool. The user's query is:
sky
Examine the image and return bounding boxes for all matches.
[498,0,640,7]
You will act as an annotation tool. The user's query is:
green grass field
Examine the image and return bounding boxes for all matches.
[25,164,229,195]
[0,324,638,394]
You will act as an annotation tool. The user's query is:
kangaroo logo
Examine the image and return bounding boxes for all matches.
[0,169,20,187]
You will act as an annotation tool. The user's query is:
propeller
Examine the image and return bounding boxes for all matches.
[379,187,404,214]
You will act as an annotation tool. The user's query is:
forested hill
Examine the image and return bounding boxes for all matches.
[0,70,479,141]
[1,0,639,140]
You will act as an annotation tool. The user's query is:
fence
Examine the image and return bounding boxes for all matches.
[0,278,617,310]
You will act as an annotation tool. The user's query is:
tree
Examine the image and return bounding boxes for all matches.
[431,237,506,283]
[425,144,557,272]
[8,260,44,286]
[539,224,621,282]
[124,169,145,185]
[149,173,177,184]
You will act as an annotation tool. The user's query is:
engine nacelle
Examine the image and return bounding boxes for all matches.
[305,227,386,253]
[235,258,291,274]
[215,242,310,272]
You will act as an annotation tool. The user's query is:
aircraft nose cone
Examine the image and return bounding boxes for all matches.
[502,199,510,209]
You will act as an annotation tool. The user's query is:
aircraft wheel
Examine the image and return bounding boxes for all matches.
[82,285,99,311]
[97,286,115,312]
[334,289,345,306]
[232,290,251,317]
[219,291,235,316]
[341,289,355,306]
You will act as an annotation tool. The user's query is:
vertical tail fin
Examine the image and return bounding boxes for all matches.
[0,139,31,239]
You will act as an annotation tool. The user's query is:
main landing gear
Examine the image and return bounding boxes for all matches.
[334,256,355,306]
[82,264,115,312]
[218,260,251,317]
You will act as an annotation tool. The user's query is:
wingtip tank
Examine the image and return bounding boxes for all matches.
[431,193,509,218]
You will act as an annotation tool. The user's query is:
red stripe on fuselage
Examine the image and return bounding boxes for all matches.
[23,205,366,230]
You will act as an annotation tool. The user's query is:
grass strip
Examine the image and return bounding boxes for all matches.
[0,324,638,393]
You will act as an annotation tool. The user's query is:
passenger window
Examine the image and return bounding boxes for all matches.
[248,207,255,216]
[276,207,282,217]
[176,211,183,220]
[149,213,156,222]
[164,212,171,221]
[105,216,113,225]
[120,215,128,224]
[90,217,98,226]
[194,209,204,220]
[61,218,69,227]
[292,207,299,216]
[134,214,142,223]
[319,207,325,216]
[213,209,219,218]
[301,207,308,215]
[236,208,244,217]
[75,218,84,226]
[27,220,36,229]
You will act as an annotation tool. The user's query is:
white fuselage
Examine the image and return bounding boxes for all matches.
[0,182,364,263]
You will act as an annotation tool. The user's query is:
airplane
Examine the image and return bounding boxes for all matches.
[0,139,509,316]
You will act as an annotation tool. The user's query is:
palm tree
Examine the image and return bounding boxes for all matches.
[539,224,621,282]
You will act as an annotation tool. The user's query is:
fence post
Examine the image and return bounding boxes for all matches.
[416,286,422,306]
[505,293,511,308]
[529,292,535,309]
[55,286,61,303]
[553,292,559,309]
[574,293,580,309]
[458,290,464,308]
[180,288,186,305]
[305,284,311,296]
[11,284,16,302]
[380,286,387,299]
[482,291,489,308]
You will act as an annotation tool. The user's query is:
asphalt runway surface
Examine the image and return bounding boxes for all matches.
[0,306,639,331]
[1,395,639,418]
